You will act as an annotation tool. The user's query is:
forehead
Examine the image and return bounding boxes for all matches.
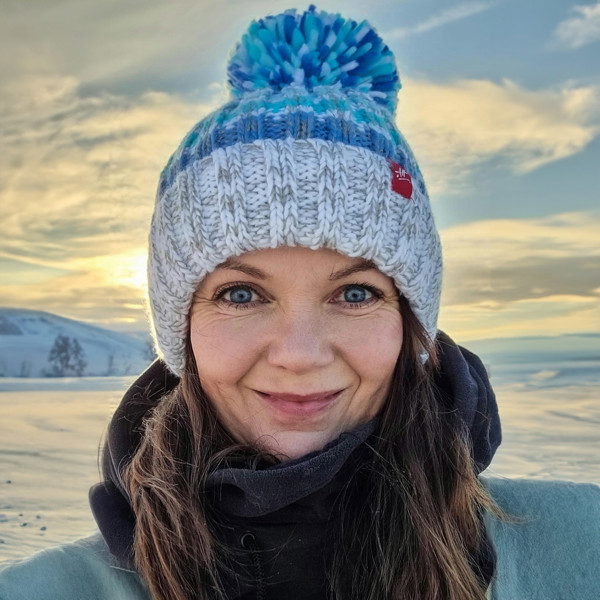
[214,247,380,281]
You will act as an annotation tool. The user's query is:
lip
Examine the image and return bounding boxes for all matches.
[255,389,343,417]
[257,390,344,402]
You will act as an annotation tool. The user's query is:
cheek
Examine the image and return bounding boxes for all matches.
[189,314,260,383]
[337,313,403,381]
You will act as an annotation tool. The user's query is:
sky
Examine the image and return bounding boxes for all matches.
[1,0,599,342]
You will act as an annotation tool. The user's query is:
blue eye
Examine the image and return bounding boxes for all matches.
[342,285,371,304]
[337,283,383,307]
[218,285,260,309]
[228,287,254,304]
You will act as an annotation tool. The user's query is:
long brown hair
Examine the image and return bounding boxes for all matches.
[123,294,512,599]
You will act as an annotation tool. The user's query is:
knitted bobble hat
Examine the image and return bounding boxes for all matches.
[148,5,443,376]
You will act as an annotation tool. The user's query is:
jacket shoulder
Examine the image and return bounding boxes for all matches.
[0,533,150,600]
[479,475,600,600]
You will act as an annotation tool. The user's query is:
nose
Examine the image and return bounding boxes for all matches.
[265,309,335,374]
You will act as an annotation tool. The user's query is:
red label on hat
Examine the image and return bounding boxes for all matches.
[389,159,413,199]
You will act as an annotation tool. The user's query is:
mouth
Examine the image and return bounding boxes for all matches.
[254,389,343,417]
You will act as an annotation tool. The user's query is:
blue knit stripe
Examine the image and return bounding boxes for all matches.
[159,113,423,196]
[208,91,398,143]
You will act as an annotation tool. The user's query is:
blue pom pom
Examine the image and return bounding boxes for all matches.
[227,5,401,113]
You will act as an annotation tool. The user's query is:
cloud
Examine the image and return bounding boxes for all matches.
[384,2,496,40]
[0,268,148,330]
[397,77,600,195]
[0,246,152,330]
[438,211,600,339]
[0,0,238,98]
[553,2,600,49]
[441,294,599,340]
[1,74,223,267]
[441,211,600,265]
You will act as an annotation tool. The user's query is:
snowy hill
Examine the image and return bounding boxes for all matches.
[0,308,153,377]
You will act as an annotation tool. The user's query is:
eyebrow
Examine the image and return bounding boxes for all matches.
[216,256,379,281]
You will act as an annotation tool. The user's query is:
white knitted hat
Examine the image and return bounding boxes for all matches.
[148,6,443,375]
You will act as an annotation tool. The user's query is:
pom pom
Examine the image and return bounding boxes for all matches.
[227,5,401,113]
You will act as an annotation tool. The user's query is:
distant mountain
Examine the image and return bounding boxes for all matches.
[0,308,154,377]
[460,332,600,364]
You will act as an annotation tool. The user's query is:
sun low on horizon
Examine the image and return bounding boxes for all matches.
[1,0,599,342]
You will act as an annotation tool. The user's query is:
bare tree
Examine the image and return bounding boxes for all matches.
[47,335,87,377]
[69,338,87,376]
[48,334,71,377]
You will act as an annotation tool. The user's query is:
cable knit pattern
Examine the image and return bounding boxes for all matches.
[147,7,443,375]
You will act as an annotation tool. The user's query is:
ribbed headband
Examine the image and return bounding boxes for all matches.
[148,5,443,375]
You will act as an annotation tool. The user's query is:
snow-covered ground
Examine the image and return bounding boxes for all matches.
[1,354,599,562]
[0,377,131,561]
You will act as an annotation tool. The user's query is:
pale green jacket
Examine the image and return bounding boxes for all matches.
[1,476,599,600]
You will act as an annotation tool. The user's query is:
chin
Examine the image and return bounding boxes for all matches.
[264,429,337,462]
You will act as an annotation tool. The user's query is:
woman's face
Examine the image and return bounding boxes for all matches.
[189,246,403,460]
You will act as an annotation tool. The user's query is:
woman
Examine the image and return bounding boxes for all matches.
[1,6,599,600]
